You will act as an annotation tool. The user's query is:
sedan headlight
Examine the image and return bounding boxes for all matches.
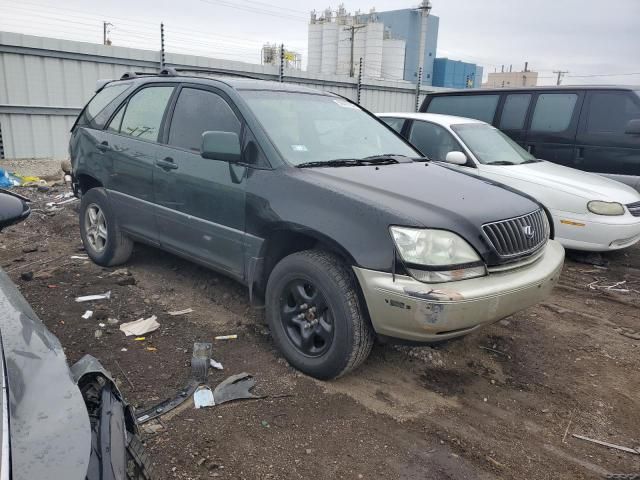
[587,201,625,216]
[390,227,486,283]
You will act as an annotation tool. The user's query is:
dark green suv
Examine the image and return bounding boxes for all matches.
[70,70,564,379]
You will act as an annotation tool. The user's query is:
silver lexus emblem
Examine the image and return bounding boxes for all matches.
[522,225,535,238]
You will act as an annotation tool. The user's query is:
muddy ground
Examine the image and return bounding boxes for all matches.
[1,185,639,479]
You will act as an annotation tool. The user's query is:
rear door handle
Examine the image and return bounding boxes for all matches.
[575,147,584,161]
[155,157,178,170]
[96,141,112,152]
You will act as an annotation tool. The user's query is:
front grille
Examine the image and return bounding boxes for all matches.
[483,209,549,259]
[627,201,640,217]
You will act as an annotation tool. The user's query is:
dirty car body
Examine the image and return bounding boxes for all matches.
[69,72,564,378]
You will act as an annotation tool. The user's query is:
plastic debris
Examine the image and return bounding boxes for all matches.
[82,310,93,319]
[70,254,89,260]
[120,315,160,336]
[98,323,106,328]
[213,373,260,405]
[94,330,103,339]
[210,359,224,370]
[194,386,215,409]
[168,308,194,316]
[134,337,146,341]
[75,291,111,303]
[146,346,157,352]
[121,348,128,352]
[214,334,237,340]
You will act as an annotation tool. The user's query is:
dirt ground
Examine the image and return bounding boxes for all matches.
[2,185,639,480]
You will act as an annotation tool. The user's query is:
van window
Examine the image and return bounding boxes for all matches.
[168,88,241,152]
[409,121,461,161]
[119,86,174,141]
[586,92,640,134]
[426,95,499,123]
[530,93,577,132]
[499,94,531,130]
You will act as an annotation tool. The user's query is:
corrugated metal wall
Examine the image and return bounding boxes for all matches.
[0,31,443,160]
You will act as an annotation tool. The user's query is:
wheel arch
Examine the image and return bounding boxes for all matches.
[249,226,357,304]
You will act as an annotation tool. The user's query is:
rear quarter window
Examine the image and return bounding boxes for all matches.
[426,95,499,123]
[75,83,132,130]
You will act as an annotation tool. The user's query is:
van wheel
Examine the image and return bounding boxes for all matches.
[265,250,374,379]
[79,188,133,266]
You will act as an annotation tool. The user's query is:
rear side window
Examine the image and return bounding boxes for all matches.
[499,94,531,130]
[586,92,640,134]
[530,93,577,132]
[426,95,499,123]
[381,117,405,133]
[168,88,241,151]
[409,121,461,161]
[118,86,174,141]
[76,83,131,129]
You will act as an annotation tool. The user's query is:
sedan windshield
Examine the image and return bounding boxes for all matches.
[451,123,538,165]
[240,91,419,166]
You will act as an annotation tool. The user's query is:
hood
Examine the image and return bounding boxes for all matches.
[479,161,640,204]
[0,269,90,480]
[297,162,540,229]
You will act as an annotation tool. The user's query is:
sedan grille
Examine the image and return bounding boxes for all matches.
[627,201,640,217]
[483,209,549,259]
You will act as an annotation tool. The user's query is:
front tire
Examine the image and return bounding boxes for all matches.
[265,250,374,379]
[79,188,133,267]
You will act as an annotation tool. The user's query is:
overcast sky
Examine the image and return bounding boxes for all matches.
[1,0,639,85]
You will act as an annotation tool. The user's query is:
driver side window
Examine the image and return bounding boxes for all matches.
[409,121,461,162]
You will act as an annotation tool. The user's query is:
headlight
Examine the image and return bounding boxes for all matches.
[587,201,624,216]
[390,227,486,283]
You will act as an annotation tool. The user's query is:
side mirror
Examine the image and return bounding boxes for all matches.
[445,151,468,165]
[201,131,241,163]
[625,119,640,135]
[0,191,30,231]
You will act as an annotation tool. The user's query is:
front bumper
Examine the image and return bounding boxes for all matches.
[354,240,565,342]
[552,212,640,251]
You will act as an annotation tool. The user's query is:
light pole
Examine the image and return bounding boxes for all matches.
[416,0,432,80]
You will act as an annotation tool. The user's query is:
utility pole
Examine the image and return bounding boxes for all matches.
[345,24,366,77]
[553,70,568,85]
[160,22,165,69]
[103,22,113,45]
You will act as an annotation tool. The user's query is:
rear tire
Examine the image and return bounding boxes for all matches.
[79,188,133,266]
[265,250,374,379]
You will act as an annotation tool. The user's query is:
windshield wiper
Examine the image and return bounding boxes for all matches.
[297,156,404,168]
[521,159,541,164]
[485,160,516,166]
[361,154,414,163]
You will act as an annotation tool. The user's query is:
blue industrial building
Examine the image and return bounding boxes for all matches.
[356,9,439,85]
[432,58,483,88]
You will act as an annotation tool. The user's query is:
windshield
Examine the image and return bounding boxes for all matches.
[240,91,419,166]
[451,123,538,165]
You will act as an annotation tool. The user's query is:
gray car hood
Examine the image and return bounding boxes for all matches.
[0,269,90,480]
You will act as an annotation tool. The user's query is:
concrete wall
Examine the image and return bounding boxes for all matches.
[0,31,448,160]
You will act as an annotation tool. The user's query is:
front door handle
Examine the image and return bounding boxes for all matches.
[96,141,112,152]
[155,157,178,170]
[526,144,534,154]
[575,147,584,162]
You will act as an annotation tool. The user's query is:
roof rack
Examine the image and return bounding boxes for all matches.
[171,67,261,80]
[119,68,264,81]
[119,71,162,80]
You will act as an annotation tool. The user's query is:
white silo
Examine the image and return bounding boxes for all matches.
[336,25,352,76]
[381,38,406,80]
[307,22,323,73]
[321,22,339,75]
[364,22,384,78]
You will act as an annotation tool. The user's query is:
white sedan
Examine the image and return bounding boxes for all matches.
[379,112,640,252]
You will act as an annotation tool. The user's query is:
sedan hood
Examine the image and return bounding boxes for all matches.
[299,162,540,229]
[0,269,90,480]
[480,161,640,203]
